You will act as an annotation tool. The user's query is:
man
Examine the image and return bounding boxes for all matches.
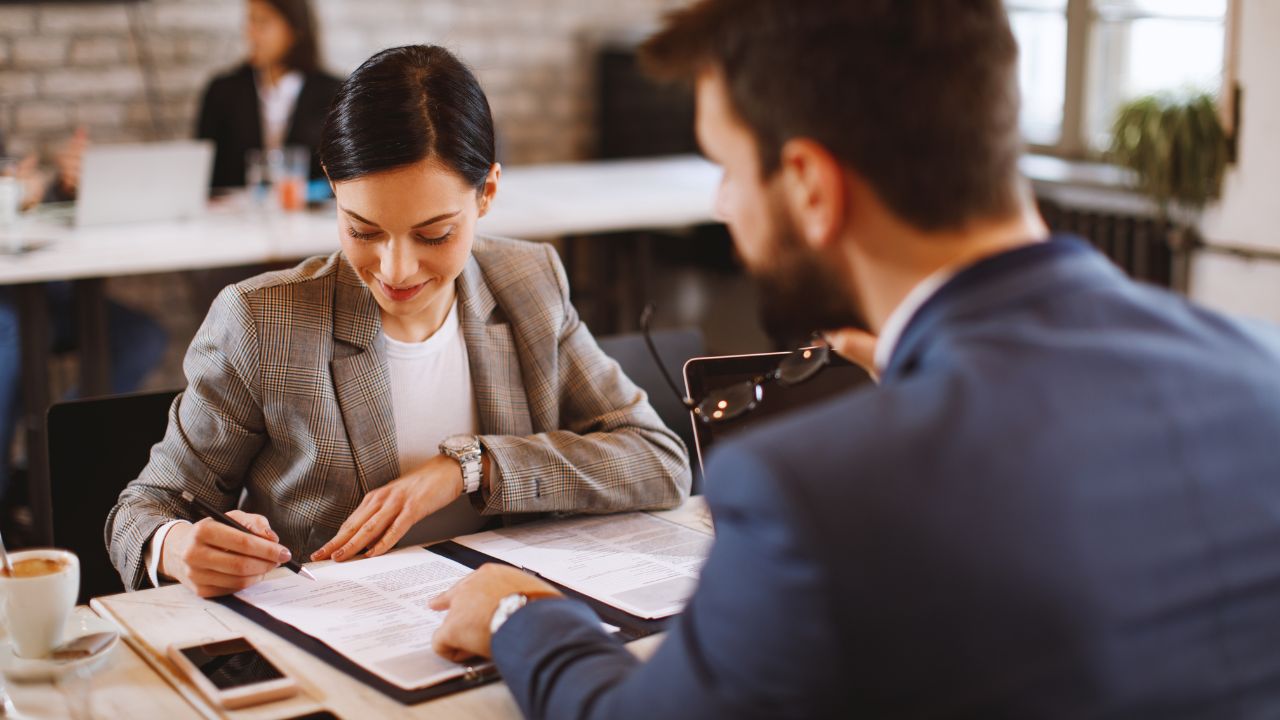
[429,1,1280,717]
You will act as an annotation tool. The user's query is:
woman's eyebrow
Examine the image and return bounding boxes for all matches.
[411,210,461,228]
[341,207,381,227]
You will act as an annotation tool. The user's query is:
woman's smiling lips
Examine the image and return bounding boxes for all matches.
[378,279,428,302]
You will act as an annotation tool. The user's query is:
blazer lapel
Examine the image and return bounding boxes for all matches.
[457,255,534,437]
[330,258,400,491]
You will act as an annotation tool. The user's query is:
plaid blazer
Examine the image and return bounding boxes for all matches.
[106,236,691,590]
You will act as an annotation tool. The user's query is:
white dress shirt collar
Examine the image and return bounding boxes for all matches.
[256,70,305,153]
[872,267,957,373]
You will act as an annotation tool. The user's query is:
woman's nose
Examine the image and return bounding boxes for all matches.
[380,239,416,284]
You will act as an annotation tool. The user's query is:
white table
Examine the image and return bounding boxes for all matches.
[2,499,711,719]
[0,155,720,544]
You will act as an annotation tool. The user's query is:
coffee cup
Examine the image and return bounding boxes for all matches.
[0,549,80,659]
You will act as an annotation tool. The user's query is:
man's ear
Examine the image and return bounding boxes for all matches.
[478,162,502,217]
[778,139,846,250]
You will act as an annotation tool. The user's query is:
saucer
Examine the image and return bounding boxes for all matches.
[1,613,119,683]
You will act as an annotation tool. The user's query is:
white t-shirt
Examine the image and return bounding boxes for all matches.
[384,299,478,469]
[380,299,486,546]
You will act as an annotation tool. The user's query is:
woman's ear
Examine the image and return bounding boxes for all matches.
[477,162,501,217]
[778,139,846,251]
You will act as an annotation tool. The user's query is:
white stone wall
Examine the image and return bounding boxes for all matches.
[0,0,688,164]
[1192,0,1280,323]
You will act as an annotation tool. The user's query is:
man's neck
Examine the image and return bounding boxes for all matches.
[846,201,1050,336]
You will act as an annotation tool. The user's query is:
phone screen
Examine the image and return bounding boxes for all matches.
[179,638,285,690]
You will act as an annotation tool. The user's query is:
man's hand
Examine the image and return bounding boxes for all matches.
[429,564,562,661]
[160,511,290,598]
[822,327,879,377]
[312,455,465,563]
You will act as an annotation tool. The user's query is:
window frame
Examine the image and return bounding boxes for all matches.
[1008,0,1237,161]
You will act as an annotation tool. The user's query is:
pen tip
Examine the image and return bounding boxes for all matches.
[300,567,317,581]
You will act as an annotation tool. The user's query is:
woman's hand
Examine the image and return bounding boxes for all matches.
[54,127,89,199]
[160,511,291,598]
[312,455,464,562]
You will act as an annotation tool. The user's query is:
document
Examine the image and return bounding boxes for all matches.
[235,547,480,691]
[453,512,713,619]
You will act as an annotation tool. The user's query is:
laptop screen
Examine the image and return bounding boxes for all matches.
[682,350,871,476]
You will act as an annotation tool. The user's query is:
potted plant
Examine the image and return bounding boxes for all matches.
[1108,91,1231,292]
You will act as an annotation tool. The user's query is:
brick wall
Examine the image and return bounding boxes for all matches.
[0,0,688,164]
[1,0,698,393]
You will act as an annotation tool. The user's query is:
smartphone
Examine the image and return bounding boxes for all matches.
[167,637,299,709]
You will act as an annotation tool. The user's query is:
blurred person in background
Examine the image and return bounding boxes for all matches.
[196,0,342,190]
[0,128,166,537]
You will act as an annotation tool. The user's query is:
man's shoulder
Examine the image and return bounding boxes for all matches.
[703,379,941,507]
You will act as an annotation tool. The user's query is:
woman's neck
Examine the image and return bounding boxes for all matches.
[258,64,288,88]
[380,284,457,344]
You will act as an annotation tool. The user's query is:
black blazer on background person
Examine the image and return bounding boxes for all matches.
[195,63,342,189]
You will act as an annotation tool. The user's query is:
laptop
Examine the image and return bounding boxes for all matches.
[75,140,214,227]
[682,350,872,477]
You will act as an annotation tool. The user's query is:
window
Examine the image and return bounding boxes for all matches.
[1006,0,1230,157]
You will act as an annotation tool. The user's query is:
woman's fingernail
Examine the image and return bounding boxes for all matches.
[278,548,292,563]
[334,549,344,560]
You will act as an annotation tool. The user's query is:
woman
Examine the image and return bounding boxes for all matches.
[107,45,691,597]
[197,0,341,188]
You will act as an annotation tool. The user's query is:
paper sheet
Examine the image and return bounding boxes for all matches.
[234,547,479,691]
[453,512,713,619]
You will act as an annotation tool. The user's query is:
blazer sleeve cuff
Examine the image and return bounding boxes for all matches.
[491,597,633,713]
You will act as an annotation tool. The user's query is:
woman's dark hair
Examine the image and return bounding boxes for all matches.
[256,0,322,75]
[318,45,496,190]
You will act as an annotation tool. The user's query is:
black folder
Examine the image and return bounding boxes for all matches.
[215,541,672,705]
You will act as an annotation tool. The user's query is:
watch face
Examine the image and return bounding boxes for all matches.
[443,436,475,453]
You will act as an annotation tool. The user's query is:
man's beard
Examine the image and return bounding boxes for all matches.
[750,197,866,341]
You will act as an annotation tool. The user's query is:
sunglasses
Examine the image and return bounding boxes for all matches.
[640,304,832,424]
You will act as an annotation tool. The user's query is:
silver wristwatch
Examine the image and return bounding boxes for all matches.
[490,592,528,635]
[439,435,483,495]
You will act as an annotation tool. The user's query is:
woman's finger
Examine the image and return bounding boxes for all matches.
[313,500,381,560]
[227,510,279,541]
[334,509,396,561]
[366,508,417,558]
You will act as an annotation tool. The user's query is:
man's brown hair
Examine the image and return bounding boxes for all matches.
[641,0,1024,231]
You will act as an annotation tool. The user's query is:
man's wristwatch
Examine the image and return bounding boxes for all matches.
[490,592,528,635]
[439,435,483,495]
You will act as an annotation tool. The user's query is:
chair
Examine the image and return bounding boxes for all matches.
[597,328,706,494]
[47,389,180,603]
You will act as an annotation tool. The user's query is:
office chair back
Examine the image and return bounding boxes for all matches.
[598,328,705,493]
[47,389,180,603]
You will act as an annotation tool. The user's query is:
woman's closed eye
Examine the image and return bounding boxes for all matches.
[345,225,454,245]
[416,229,454,246]
[346,225,381,241]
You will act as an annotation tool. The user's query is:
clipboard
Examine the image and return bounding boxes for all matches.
[213,594,500,705]
[214,542,674,705]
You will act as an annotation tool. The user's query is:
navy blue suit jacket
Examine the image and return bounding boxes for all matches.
[493,237,1280,718]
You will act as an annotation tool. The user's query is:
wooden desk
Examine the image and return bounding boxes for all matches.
[1,500,711,720]
[0,155,719,544]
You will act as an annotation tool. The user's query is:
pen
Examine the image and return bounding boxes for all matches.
[178,490,317,581]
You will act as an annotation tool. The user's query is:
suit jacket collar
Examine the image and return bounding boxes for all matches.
[457,248,534,437]
[881,235,1121,383]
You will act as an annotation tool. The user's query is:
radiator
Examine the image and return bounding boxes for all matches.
[1037,198,1175,289]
